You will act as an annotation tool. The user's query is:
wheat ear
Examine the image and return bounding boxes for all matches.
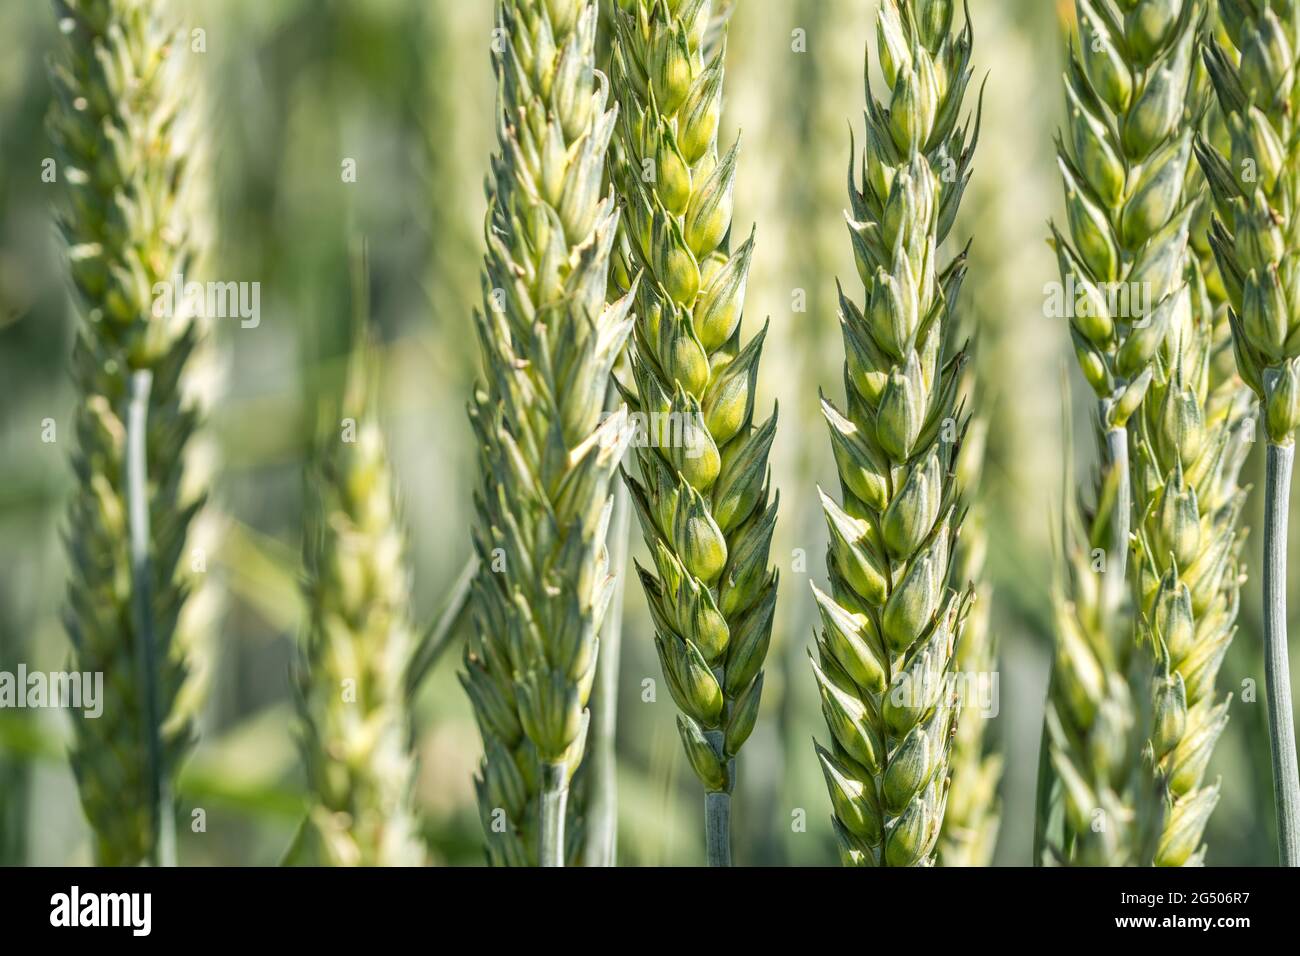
[1073,1,1252,868]
[608,0,779,866]
[1043,459,1166,866]
[462,0,634,868]
[938,415,1001,866]
[808,0,978,868]
[1195,0,1300,864]
[1129,167,1254,865]
[294,252,425,868]
[49,0,207,866]
[1053,0,1210,585]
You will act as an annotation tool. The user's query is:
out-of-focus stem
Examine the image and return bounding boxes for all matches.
[584,482,630,866]
[126,369,172,867]
[1104,422,1129,590]
[1264,442,1300,866]
[1032,688,1057,866]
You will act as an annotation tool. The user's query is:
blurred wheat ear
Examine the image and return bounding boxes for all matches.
[49,0,212,866]
[294,251,425,868]
[1040,451,1166,866]
[1130,111,1252,863]
[939,413,1002,867]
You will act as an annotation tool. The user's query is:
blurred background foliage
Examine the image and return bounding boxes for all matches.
[0,0,1287,864]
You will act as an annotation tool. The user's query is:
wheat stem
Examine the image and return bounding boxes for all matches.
[125,368,170,867]
[1031,711,1058,866]
[704,790,731,867]
[1264,441,1300,865]
[1103,423,1129,586]
[539,762,570,869]
[584,482,630,867]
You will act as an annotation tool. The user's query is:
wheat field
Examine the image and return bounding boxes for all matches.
[0,0,1293,869]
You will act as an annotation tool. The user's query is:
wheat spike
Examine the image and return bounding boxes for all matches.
[1052,0,1213,594]
[1042,462,1166,866]
[809,0,978,868]
[462,0,634,868]
[298,328,425,868]
[48,0,209,866]
[1195,0,1300,864]
[1197,0,1300,438]
[938,415,1001,867]
[608,0,779,866]
[1129,235,1253,865]
[1053,0,1202,417]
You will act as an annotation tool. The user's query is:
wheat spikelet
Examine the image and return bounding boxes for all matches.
[48,0,208,866]
[462,0,634,867]
[607,0,779,865]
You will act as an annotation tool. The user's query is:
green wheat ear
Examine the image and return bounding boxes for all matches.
[49,0,209,866]
[1042,460,1167,866]
[463,0,634,868]
[609,0,779,867]
[1195,0,1300,864]
[810,0,978,868]
[1052,0,1254,867]
[297,324,425,868]
[939,414,1002,867]
[1051,0,1210,592]
[1129,261,1252,866]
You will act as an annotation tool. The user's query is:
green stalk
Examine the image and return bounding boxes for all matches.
[704,790,731,867]
[1264,442,1300,865]
[126,368,171,867]
[584,483,630,867]
[539,763,570,869]
[1103,423,1129,586]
